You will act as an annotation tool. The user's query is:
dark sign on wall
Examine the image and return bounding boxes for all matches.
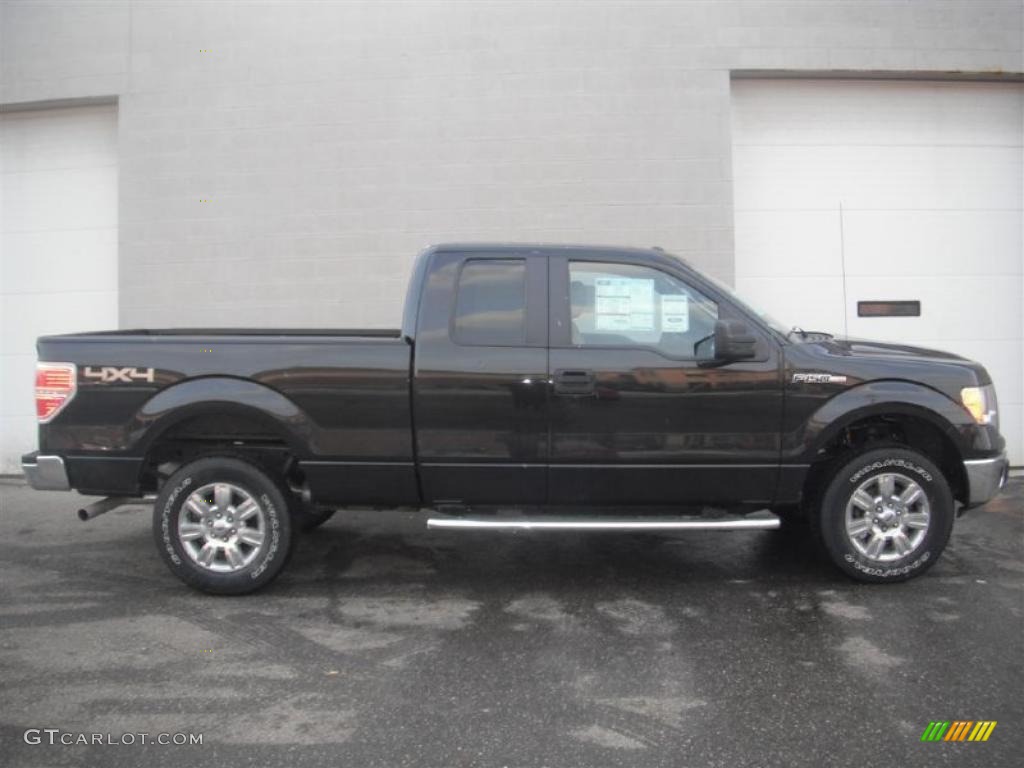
[857,301,921,318]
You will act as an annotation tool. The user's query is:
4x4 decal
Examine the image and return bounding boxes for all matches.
[83,366,156,384]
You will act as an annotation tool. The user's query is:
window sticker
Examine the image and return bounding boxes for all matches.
[594,277,654,331]
[661,294,689,333]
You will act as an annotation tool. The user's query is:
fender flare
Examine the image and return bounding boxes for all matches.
[129,377,316,458]
[797,380,974,464]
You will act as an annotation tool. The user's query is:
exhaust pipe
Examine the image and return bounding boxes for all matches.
[288,479,313,508]
[78,496,142,522]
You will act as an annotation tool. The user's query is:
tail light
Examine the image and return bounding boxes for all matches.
[36,362,77,423]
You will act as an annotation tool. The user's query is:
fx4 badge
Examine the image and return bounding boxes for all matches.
[83,366,156,384]
[793,373,848,384]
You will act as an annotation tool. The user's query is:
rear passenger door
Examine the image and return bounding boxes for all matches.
[413,250,549,505]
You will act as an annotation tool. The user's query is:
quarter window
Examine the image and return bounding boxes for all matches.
[568,261,719,358]
[453,259,527,346]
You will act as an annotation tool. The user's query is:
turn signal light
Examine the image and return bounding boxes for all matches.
[960,385,997,426]
[35,362,77,423]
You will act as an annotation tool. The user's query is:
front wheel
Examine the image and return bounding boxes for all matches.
[813,447,954,583]
[153,457,295,594]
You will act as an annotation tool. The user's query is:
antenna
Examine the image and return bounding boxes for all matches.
[839,203,849,338]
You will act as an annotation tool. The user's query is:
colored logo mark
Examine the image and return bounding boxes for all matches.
[920,721,997,742]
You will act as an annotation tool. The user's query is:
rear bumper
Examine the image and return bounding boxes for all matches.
[963,453,1009,507]
[21,452,70,491]
[21,452,142,495]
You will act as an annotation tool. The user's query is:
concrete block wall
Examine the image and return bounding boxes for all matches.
[2,0,1021,328]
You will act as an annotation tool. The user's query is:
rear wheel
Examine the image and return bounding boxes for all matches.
[153,457,294,594]
[812,447,953,583]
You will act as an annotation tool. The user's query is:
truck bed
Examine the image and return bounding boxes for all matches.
[36,330,417,504]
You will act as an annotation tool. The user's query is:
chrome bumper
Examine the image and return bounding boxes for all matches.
[963,453,1009,506]
[21,454,70,491]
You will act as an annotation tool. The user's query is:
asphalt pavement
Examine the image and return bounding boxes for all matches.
[1,478,1021,767]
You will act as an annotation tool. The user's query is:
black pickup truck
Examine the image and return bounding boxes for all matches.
[23,244,1008,593]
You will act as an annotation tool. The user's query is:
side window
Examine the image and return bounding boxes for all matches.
[569,261,718,359]
[453,259,527,346]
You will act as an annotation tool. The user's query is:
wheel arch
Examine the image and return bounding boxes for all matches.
[134,377,313,451]
[130,377,316,490]
[799,381,973,505]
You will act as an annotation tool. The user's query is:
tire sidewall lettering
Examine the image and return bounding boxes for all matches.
[849,458,932,485]
[843,550,931,578]
[249,493,280,580]
[160,476,192,566]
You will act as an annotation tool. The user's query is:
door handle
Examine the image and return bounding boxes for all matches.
[553,369,596,395]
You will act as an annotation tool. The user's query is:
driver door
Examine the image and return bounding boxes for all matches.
[547,254,783,507]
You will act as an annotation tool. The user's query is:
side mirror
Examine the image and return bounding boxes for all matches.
[713,319,758,362]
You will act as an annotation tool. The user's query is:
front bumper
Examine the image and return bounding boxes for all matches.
[963,453,1009,507]
[21,452,70,491]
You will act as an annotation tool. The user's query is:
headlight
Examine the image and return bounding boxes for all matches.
[960,384,998,427]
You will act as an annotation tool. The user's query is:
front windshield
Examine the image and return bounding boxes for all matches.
[682,262,790,337]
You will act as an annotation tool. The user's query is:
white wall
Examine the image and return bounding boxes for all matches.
[0,104,118,472]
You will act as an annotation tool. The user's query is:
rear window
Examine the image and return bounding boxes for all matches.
[453,259,527,346]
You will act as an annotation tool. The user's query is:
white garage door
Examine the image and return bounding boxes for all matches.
[0,104,118,473]
[732,79,1023,465]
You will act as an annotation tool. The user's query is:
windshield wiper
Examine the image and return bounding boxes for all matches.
[788,326,834,340]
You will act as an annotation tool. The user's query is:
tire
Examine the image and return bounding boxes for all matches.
[298,508,336,531]
[812,447,954,583]
[153,457,294,594]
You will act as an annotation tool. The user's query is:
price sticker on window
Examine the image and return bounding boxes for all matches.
[594,277,655,331]
[661,294,689,332]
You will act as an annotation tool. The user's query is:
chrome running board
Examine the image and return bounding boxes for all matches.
[426,511,780,532]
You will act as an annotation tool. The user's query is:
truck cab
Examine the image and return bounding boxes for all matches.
[411,245,785,508]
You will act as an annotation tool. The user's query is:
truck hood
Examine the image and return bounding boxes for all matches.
[786,335,992,400]
[817,337,975,366]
